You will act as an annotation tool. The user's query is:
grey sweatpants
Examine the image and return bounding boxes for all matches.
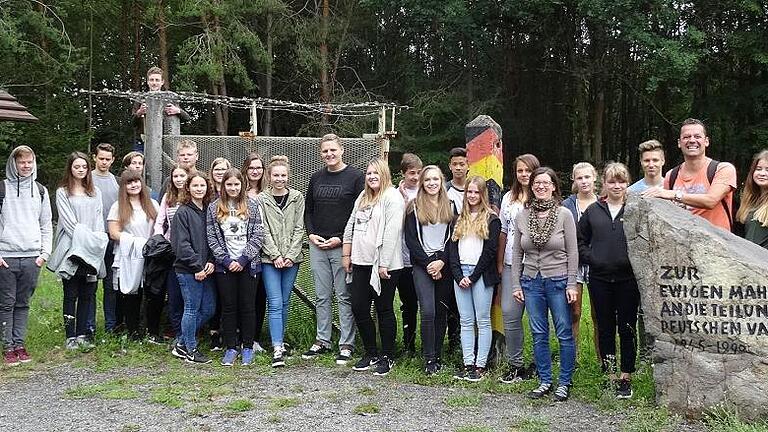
[501,264,525,367]
[0,257,41,350]
[309,243,356,348]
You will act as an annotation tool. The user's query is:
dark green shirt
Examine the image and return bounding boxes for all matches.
[744,211,768,249]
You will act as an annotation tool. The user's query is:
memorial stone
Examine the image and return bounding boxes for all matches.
[623,194,768,420]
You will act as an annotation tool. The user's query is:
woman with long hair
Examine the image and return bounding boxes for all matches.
[260,156,305,367]
[497,153,539,383]
[209,157,231,198]
[577,163,639,399]
[152,165,189,348]
[511,167,578,402]
[206,168,264,367]
[241,152,268,353]
[50,152,106,350]
[404,165,455,375]
[171,172,216,363]
[562,161,599,361]
[107,170,159,339]
[342,159,405,376]
[737,150,768,248]
[447,176,500,382]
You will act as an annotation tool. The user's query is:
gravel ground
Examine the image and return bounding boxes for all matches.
[0,362,706,432]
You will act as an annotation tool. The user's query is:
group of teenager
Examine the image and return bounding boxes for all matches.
[3,116,768,403]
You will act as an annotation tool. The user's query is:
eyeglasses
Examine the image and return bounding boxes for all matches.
[533,181,553,187]
[247,167,264,171]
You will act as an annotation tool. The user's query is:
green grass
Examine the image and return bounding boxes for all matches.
[704,409,768,432]
[225,399,254,412]
[269,396,300,410]
[352,402,380,415]
[445,392,483,407]
[66,379,142,400]
[510,417,549,432]
[455,427,493,432]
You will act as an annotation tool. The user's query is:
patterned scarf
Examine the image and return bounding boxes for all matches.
[528,198,559,248]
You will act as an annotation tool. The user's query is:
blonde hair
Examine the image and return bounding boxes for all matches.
[408,165,454,225]
[600,162,631,199]
[737,150,768,226]
[319,133,343,149]
[571,161,598,194]
[358,159,392,209]
[452,176,492,241]
[267,155,291,184]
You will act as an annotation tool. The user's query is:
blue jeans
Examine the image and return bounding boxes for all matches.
[177,273,216,351]
[454,264,494,368]
[522,272,576,386]
[262,263,299,346]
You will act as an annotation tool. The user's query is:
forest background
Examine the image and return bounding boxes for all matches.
[0,0,767,188]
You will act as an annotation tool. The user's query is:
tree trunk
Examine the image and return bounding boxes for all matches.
[319,0,330,125]
[264,12,273,136]
[156,0,170,88]
[592,89,605,163]
[131,1,143,91]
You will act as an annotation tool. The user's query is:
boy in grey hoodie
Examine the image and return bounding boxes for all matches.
[0,145,53,366]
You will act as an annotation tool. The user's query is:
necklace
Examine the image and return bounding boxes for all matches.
[274,193,288,207]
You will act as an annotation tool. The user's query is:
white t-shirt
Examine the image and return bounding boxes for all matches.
[499,192,524,265]
[107,199,159,268]
[446,182,464,213]
[401,187,418,266]
[351,203,381,266]
[458,233,483,266]
[220,206,248,258]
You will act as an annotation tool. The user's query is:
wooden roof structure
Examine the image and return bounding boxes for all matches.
[0,90,38,123]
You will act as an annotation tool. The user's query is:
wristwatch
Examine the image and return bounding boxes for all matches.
[674,190,684,202]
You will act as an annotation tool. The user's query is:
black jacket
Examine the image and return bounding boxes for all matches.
[171,202,213,274]
[577,200,635,283]
[404,208,451,268]
[447,214,501,286]
[143,234,174,295]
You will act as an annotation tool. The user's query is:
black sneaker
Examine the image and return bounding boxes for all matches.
[465,366,485,382]
[616,379,632,399]
[185,349,212,364]
[553,384,571,402]
[171,342,188,359]
[527,383,552,399]
[454,365,473,380]
[352,355,379,371]
[499,365,524,384]
[272,350,286,368]
[335,346,353,365]
[209,332,222,352]
[146,334,164,346]
[373,356,394,376]
[424,359,441,376]
[301,342,331,359]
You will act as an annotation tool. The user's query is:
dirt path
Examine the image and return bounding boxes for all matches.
[0,362,705,432]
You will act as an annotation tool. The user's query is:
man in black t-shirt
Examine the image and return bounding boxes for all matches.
[301,134,365,365]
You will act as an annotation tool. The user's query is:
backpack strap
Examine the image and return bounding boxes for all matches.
[668,160,732,229]
[0,181,45,214]
[666,164,681,190]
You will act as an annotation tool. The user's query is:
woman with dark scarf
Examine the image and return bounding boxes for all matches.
[510,167,578,402]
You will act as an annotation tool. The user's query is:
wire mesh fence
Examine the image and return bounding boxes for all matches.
[162,134,384,348]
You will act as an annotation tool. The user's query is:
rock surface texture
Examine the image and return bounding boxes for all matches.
[623,194,768,420]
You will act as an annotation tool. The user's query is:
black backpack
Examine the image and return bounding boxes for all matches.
[0,180,46,213]
[666,159,733,229]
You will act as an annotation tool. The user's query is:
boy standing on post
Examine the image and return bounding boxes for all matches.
[132,67,189,152]
[0,146,53,365]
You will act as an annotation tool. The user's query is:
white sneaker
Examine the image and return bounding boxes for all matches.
[336,348,353,365]
[65,337,79,350]
[253,342,266,353]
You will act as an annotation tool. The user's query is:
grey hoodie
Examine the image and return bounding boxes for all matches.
[0,147,53,260]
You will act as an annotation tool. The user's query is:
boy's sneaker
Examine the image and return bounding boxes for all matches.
[373,356,394,376]
[528,383,552,399]
[252,342,266,353]
[76,335,95,351]
[241,348,255,366]
[453,365,473,380]
[553,384,571,402]
[335,347,353,365]
[272,349,286,368]
[221,349,238,366]
[209,332,223,351]
[65,337,79,351]
[352,355,379,371]
[15,347,31,363]
[171,342,188,359]
[282,342,293,358]
[616,379,633,399]
[466,367,485,382]
[499,365,524,384]
[4,349,19,366]
[301,342,331,359]
[185,349,212,364]
[146,334,164,346]
[424,360,441,376]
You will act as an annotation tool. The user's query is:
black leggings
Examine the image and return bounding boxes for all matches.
[589,278,640,374]
[397,267,418,351]
[117,288,144,339]
[350,265,400,358]
[216,272,258,349]
[62,275,97,338]
[412,265,451,362]
[144,287,166,338]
